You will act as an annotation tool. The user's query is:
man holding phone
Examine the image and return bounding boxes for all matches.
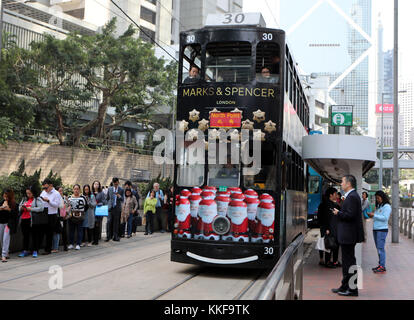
[331,175,364,297]
[40,178,62,255]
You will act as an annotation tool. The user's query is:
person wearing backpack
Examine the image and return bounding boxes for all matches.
[18,186,44,258]
[67,185,87,250]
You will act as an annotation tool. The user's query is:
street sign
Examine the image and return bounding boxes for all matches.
[331,105,353,127]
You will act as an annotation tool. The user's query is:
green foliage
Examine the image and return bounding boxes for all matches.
[44,169,63,188]
[0,117,13,146]
[0,159,63,202]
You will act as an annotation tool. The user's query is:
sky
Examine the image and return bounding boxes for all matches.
[243,0,414,79]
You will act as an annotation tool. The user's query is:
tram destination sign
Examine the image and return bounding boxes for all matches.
[331,105,353,127]
[210,112,241,128]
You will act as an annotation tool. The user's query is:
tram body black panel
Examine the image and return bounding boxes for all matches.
[171,239,279,269]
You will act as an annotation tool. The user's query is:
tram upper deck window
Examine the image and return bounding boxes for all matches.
[256,42,280,85]
[182,44,201,84]
[205,42,252,83]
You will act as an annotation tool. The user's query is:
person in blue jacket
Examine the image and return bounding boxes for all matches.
[367,190,391,273]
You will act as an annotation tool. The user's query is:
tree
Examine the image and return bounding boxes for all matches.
[70,19,177,145]
[13,34,92,144]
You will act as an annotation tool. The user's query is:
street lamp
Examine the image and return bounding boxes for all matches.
[378,90,407,191]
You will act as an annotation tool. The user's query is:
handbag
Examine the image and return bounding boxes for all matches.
[324,234,338,250]
[32,206,49,225]
[316,236,330,252]
[95,205,109,217]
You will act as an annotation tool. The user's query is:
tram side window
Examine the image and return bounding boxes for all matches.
[256,42,280,84]
[182,44,202,84]
[205,42,252,83]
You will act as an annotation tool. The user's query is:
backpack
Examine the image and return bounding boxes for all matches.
[31,198,49,225]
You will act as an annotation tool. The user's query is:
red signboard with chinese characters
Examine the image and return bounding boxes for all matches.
[376,104,394,113]
[210,112,242,128]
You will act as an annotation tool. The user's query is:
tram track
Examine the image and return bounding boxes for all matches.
[0,234,168,285]
[26,250,171,300]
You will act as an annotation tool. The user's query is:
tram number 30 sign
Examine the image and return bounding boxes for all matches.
[331,105,353,127]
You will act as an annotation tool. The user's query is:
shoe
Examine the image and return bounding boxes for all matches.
[373,266,387,273]
[64,246,68,251]
[67,244,74,250]
[338,289,358,297]
[1,257,7,263]
[333,261,342,267]
[80,243,86,247]
[92,242,98,245]
[132,233,136,236]
[105,239,110,242]
[127,235,131,238]
[113,238,120,242]
[144,232,148,235]
[372,265,380,271]
[51,250,59,253]
[32,251,38,258]
[149,232,153,235]
[87,243,92,247]
[325,262,336,269]
[75,245,80,250]
[18,251,29,257]
[161,229,166,233]
[42,252,51,255]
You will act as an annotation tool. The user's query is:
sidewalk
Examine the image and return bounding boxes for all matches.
[303,220,414,300]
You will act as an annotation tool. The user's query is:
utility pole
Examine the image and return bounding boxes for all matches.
[379,93,385,191]
[392,0,399,243]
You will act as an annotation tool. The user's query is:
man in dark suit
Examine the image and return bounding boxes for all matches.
[106,177,124,241]
[332,174,365,296]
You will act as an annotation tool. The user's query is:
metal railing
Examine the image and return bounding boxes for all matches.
[398,208,414,240]
[256,234,304,300]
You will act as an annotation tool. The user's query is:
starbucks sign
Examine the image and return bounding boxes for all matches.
[331,105,353,127]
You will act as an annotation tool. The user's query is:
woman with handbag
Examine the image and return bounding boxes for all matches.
[144,190,157,235]
[92,181,106,245]
[367,191,391,273]
[67,185,87,250]
[57,187,70,251]
[0,190,18,262]
[18,186,44,257]
[317,187,341,268]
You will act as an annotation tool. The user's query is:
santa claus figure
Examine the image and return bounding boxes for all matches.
[203,186,217,194]
[259,193,274,203]
[230,192,245,202]
[174,198,191,239]
[228,187,242,195]
[201,190,215,200]
[191,187,202,195]
[189,194,202,234]
[216,196,230,217]
[245,197,260,232]
[252,202,275,243]
[216,190,231,198]
[180,189,192,199]
[224,200,248,242]
[196,199,219,241]
[244,189,258,199]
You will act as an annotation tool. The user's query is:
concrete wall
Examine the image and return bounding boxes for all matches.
[0,141,173,186]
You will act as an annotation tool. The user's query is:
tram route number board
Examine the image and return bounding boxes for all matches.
[210,112,242,128]
[331,105,353,127]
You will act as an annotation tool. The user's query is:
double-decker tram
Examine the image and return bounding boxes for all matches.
[171,13,309,269]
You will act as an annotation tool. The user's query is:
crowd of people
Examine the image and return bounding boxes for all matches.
[316,175,392,296]
[0,178,175,262]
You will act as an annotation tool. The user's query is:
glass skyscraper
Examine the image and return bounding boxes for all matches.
[280,0,372,133]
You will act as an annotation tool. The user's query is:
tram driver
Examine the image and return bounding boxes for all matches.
[257,67,278,84]
[183,65,201,84]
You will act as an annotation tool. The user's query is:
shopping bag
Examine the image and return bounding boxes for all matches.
[95,205,109,217]
[315,236,330,252]
[324,234,338,250]
[142,215,146,226]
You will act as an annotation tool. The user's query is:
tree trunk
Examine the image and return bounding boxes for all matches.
[55,106,65,145]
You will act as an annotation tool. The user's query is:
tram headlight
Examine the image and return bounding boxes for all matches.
[212,216,231,235]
